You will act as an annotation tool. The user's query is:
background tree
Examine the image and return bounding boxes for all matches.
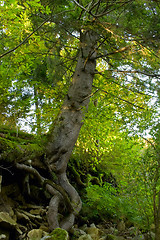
[0,0,159,233]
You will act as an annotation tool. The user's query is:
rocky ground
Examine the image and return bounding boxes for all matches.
[0,181,155,240]
[0,162,155,240]
[0,128,156,240]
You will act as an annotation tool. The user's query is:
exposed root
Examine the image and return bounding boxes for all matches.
[15,162,82,231]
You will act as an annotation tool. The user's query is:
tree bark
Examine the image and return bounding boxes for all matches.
[45,30,98,230]
[155,191,160,240]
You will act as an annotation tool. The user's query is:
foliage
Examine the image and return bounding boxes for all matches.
[83,182,146,227]
[0,0,160,235]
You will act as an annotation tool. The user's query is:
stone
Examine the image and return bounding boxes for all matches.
[133,235,145,240]
[99,237,107,240]
[150,224,155,231]
[0,234,6,239]
[0,176,2,193]
[87,225,100,240]
[115,237,125,240]
[80,224,88,232]
[0,229,10,240]
[117,220,125,232]
[27,229,43,240]
[106,234,116,240]
[0,212,16,229]
[78,234,93,240]
[109,227,118,235]
[49,228,69,240]
[72,227,86,238]
[106,235,125,240]
[150,231,155,239]
[128,226,138,236]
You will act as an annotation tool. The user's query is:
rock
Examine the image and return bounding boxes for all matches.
[128,226,138,236]
[106,235,125,240]
[0,234,6,239]
[150,231,155,239]
[80,224,88,232]
[30,208,42,215]
[0,212,16,229]
[106,234,116,240]
[49,228,69,240]
[117,220,125,232]
[143,232,155,240]
[109,227,118,235]
[0,175,2,192]
[27,229,43,240]
[78,234,93,240]
[39,225,49,233]
[72,227,86,238]
[150,224,155,231]
[115,237,125,240]
[87,224,100,240]
[133,235,145,240]
[0,231,10,240]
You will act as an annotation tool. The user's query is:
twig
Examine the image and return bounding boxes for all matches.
[0,165,14,175]
[0,17,51,59]
[81,89,99,102]
[92,85,145,109]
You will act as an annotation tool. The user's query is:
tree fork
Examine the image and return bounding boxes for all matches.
[45,30,98,230]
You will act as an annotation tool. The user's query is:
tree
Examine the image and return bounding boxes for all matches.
[0,0,159,232]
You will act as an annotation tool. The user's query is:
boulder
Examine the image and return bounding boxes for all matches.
[49,228,69,240]
[117,220,125,232]
[27,229,47,240]
[71,227,86,238]
[0,231,10,240]
[133,234,145,240]
[87,224,100,240]
[0,212,16,229]
[78,234,93,240]
[106,235,125,240]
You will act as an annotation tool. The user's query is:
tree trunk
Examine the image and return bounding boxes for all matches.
[45,30,98,231]
[155,192,160,240]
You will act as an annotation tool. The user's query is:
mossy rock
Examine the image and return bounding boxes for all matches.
[106,234,116,240]
[48,228,69,240]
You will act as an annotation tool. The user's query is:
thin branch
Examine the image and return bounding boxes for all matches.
[111,69,160,78]
[73,0,91,14]
[96,45,131,58]
[0,17,51,59]
[92,85,145,109]
[141,136,160,159]
[95,70,149,96]
[81,89,99,102]
[0,8,76,59]
[0,165,14,175]
[93,0,134,17]
[89,0,101,12]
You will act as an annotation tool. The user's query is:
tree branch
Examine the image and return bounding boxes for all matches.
[92,85,145,109]
[111,69,160,78]
[96,45,131,58]
[95,70,149,96]
[73,0,91,14]
[0,17,51,59]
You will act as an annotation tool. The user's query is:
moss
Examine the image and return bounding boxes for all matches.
[0,133,44,164]
[0,125,34,140]
[106,234,117,240]
[49,228,68,240]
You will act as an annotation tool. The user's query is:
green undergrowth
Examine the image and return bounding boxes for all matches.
[81,183,149,230]
[0,125,46,163]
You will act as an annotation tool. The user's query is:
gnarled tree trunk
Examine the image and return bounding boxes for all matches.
[45,30,98,231]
